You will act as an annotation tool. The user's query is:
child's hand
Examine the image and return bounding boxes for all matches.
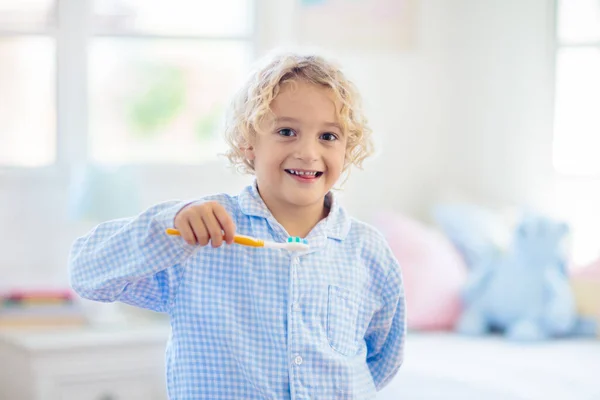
[174,201,236,247]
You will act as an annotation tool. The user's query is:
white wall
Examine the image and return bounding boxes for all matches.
[439,0,557,206]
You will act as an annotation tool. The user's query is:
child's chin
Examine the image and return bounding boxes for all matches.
[285,190,326,205]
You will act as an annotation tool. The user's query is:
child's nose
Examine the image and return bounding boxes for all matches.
[294,136,319,161]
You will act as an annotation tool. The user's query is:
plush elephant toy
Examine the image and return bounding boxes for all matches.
[456,214,594,341]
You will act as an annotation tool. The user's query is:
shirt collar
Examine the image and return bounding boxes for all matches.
[237,180,351,242]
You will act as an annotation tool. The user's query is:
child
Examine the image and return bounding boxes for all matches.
[69,51,405,399]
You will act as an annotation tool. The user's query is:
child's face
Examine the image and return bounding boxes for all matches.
[247,80,347,213]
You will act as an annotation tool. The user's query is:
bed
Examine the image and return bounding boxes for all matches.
[378,333,600,400]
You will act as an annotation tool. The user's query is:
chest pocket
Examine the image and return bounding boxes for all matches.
[327,285,361,356]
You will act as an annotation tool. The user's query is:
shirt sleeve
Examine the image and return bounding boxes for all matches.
[365,248,406,391]
[68,200,197,313]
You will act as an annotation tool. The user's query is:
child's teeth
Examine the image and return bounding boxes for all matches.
[291,170,316,176]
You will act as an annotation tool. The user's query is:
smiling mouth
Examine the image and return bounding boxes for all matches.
[285,169,324,178]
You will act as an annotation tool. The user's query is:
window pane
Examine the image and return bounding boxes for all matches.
[0,0,55,31]
[92,0,253,37]
[89,39,251,164]
[0,37,56,167]
[558,0,600,43]
[553,47,600,175]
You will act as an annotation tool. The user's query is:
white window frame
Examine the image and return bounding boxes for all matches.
[551,0,600,178]
[0,0,260,184]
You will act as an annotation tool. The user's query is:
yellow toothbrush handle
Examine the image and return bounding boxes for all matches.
[165,228,264,247]
[232,235,264,247]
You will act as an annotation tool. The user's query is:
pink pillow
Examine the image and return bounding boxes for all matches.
[373,211,467,330]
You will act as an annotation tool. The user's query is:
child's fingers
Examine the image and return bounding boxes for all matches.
[189,212,210,246]
[201,211,224,248]
[193,223,210,247]
[178,220,198,245]
[213,206,235,244]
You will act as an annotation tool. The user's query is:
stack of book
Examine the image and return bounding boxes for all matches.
[0,289,87,328]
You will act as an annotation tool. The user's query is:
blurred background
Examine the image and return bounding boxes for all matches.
[0,0,599,399]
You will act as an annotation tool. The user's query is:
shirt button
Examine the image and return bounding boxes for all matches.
[292,302,300,311]
[293,257,300,264]
[294,355,303,365]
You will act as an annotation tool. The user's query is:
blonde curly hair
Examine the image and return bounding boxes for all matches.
[223,50,374,174]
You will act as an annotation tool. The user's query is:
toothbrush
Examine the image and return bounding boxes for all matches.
[165,228,309,251]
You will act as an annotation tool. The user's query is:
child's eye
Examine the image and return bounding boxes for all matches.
[278,128,296,137]
[320,132,338,141]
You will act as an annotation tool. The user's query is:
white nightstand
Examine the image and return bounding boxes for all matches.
[0,324,171,400]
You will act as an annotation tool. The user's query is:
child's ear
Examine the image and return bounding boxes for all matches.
[244,146,255,162]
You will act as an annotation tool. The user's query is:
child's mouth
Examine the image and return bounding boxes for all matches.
[285,169,323,181]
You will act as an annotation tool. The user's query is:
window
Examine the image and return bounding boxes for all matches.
[0,1,56,167]
[553,0,600,176]
[0,0,255,168]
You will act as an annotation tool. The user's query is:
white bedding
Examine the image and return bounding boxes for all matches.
[378,333,600,400]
